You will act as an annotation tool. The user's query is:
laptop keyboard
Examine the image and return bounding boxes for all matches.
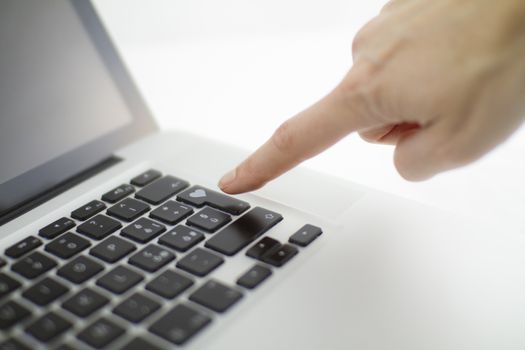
[0,169,323,349]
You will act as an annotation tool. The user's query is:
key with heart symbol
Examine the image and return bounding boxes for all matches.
[177,186,250,215]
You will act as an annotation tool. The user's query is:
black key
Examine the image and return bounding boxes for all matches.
[289,224,323,247]
[12,252,57,279]
[71,200,106,221]
[45,232,91,259]
[113,292,160,323]
[246,237,281,260]
[107,198,150,222]
[0,257,5,268]
[5,236,42,258]
[146,269,193,299]
[0,338,30,350]
[236,264,272,289]
[77,214,122,240]
[176,248,223,277]
[0,273,21,299]
[22,277,69,306]
[102,184,135,203]
[149,304,211,346]
[0,300,30,329]
[78,317,125,349]
[96,265,143,294]
[135,175,189,205]
[190,280,243,313]
[178,186,250,215]
[205,207,283,256]
[90,236,136,263]
[39,217,76,239]
[186,207,231,233]
[128,244,174,272]
[131,169,162,187]
[158,225,205,252]
[262,244,298,267]
[26,311,72,342]
[62,288,109,318]
[57,255,104,284]
[150,200,193,225]
[119,337,163,350]
[121,218,166,243]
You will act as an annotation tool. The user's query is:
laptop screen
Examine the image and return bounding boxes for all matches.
[0,1,157,222]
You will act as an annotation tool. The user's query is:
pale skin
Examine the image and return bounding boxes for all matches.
[219,0,525,194]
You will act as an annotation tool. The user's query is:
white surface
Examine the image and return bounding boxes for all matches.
[94,0,525,231]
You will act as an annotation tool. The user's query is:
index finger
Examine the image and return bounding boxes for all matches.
[218,65,378,194]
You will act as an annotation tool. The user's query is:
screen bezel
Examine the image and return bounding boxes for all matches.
[0,0,158,221]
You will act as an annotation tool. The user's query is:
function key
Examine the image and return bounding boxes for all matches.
[25,311,72,343]
[262,244,298,267]
[289,224,323,247]
[146,269,193,299]
[0,300,31,329]
[77,215,122,240]
[150,201,193,225]
[186,207,231,233]
[63,288,109,318]
[12,252,57,279]
[39,217,75,239]
[5,236,42,259]
[205,207,283,256]
[176,248,224,277]
[77,317,125,349]
[96,265,143,294]
[236,264,272,289]
[121,218,166,243]
[22,277,69,306]
[57,255,104,284]
[119,337,163,350]
[149,304,211,346]
[113,292,160,323]
[178,186,250,215]
[128,244,174,272]
[71,200,106,221]
[131,169,162,187]
[45,232,91,259]
[135,175,189,205]
[158,225,205,252]
[0,273,21,299]
[107,198,150,222]
[189,280,243,313]
[246,237,281,260]
[90,236,136,263]
[102,184,135,203]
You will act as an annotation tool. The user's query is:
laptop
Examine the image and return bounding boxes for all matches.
[1,1,525,349]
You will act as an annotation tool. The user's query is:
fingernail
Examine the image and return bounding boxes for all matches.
[219,168,237,189]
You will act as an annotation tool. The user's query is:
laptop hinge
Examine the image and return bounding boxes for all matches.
[0,156,122,226]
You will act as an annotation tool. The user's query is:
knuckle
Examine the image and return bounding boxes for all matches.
[271,120,295,154]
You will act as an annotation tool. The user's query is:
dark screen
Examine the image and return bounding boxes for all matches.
[0,1,133,185]
[0,0,157,221]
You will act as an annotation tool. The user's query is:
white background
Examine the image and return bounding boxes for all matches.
[94,0,525,231]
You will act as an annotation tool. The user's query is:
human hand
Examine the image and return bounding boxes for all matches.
[219,0,525,194]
